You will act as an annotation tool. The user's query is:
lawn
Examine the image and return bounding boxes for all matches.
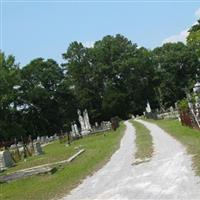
[0,123,125,200]
[131,120,153,161]
[146,119,200,176]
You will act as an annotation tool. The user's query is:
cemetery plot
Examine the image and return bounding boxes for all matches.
[0,140,78,175]
[0,124,125,200]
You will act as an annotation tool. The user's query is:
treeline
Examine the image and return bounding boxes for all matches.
[0,20,199,141]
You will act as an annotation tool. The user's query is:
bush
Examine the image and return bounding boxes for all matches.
[178,98,189,112]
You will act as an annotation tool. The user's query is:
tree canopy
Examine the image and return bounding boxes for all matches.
[0,22,199,141]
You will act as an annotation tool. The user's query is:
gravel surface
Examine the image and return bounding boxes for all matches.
[60,120,200,200]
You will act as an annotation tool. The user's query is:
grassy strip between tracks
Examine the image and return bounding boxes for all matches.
[146,119,200,176]
[131,120,153,163]
[0,123,125,200]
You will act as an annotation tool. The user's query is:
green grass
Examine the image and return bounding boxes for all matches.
[146,119,200,176]
[131,120,153,160]
[0,123,125,200]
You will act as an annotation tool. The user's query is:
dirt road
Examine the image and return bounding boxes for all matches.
[60,120,200,200]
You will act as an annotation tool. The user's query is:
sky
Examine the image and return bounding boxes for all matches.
[1,1,200,66]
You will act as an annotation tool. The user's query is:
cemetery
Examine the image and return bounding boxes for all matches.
[0,124,125,200]
[1,2,200,200]
[0,109,115,179]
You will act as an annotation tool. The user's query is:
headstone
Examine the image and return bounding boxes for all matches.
[77,109,86,133]
[0,150,15,170]
[71,123,76,137]
[170,106,174,113]
[37,136,41,142]
[74,123,80,136]
[146,101,152,113]
[34,142,44,155]
[53,134,59,140]
[40,136,45,144]
[49,136,54,142]
[45,136,49,143]
[10,144,16,150]
[78,109,91,135]
[83,109,91,130]
[175,102,178,110]
[17,141,23,147]
[95,122,99,127]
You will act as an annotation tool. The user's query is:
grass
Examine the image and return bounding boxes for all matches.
[146,119,200,176]
[0,123,125,200]
[131,120,153,161]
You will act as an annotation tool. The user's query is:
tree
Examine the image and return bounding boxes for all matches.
[20,58,76,137]
[0,52,23,140]
[152,42,198,108]
[187,19,200,55]
[62,35,158,120]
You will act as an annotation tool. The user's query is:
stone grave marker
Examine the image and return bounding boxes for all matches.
[40,136,45,143]
[0,150,15,171]
[34,142,44,155]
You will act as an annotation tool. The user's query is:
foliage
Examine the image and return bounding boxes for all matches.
[0,20,199,141]
[62,35,157,121]
[177,98,189,112]
[187,19,200,55]
[152,42,198,108]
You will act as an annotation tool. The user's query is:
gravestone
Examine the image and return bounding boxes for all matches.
[37,136,41,142]
[71,123,76,138]
[34,142,44,155]
[0,150,15,170]
[40,136,45,144]
[49,136,54,142]
[95,122,99,127]
[45,136,49,143]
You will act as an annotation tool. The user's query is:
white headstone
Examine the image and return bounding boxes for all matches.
[77,109,86,132]
[0,150,14,170]
[83,109,91,130]
[74,123,79,136]
[34,142,43,155]
[146,101,152,113]
[71,123,76,137]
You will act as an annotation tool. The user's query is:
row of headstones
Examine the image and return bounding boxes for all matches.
[93,121,112,132]
[70,120,112,138]
[9,134,58,151]
[0,142,44,172]
[36,134,59,144]
[144,101,180,120]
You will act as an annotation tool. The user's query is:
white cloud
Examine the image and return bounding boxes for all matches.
[82,41,95,48]
[195,8,200,18]
[162,30,189,45]
[161,7,200,45]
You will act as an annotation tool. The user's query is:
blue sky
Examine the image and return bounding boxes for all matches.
[1,1,200,66]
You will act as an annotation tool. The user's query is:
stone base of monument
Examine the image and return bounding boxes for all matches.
[81,130,91,136]
[0,150,15,171]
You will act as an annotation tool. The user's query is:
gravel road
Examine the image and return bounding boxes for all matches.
[60,120,200,200]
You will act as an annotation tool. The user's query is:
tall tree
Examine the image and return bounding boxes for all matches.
[152,42,198,108]
[187,19,200,55]
[20,58,76,137]
[0,52,23,140]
